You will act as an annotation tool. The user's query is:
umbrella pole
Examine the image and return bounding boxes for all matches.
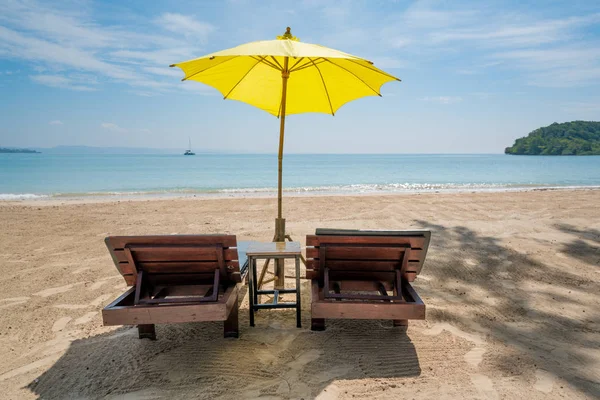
[274,56,290,289]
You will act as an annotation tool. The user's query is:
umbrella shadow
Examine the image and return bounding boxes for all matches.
[413,220,600,397]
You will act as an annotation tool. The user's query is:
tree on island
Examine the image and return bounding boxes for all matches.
[505,121,600,155]
[0,148,41,154]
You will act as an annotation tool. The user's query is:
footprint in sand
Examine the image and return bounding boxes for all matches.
[52,317,72,332]
[0,355,61,382]
[0,296,30,309]
[89,293,112,307]
[533,369,555,393]
[53,304,89,310]
[89,276,121,290]
[470,373,499,399]
[74,311,98,325]
[33,283,82,298]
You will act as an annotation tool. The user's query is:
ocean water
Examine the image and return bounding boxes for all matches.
[1,153,599,199]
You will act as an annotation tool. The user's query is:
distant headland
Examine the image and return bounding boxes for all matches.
[505,121,600,155]
[0,147,40,154]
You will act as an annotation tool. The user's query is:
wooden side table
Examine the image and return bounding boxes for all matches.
[246,241,302,328]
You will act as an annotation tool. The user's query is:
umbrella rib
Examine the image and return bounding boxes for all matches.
[288,57,305,71]
[180,56,240,81]
[252,56,281,71]
[270,56,284,70]
[323,59,381,97]
[308,57,334,116]
[223,57,265,99]
[344,58,401,81]
[291,58,326,72]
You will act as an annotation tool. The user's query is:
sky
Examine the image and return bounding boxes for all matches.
[1,0,600,154]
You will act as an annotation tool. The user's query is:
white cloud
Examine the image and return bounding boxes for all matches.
[376,3,600,88]
[101,123,128,133]
[48,120,63,125]
[428,14,600,48]
[0,2,214,94]
[155,13,215,41]
[491,47,600,87]
[30,74,96,91]
[421,96,463,105]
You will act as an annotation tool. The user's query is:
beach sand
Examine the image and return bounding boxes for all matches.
[0,189,599,399]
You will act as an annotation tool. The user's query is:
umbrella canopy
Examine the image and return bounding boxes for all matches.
[170,28,399,285]
[170,29,399,116]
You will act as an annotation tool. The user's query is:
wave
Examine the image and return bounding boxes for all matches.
[0,193,49,200]
[218,182,539,194]
[4,182,599,201]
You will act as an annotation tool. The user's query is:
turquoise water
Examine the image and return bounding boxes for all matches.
[1,154,599,199]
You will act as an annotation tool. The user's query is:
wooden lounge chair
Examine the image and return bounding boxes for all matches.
[306,229,430,331]
[102,235,247,340]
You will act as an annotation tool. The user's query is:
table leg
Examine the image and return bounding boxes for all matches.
[295,256,301,328]
[252,257,259,307]
[248,256,255,327]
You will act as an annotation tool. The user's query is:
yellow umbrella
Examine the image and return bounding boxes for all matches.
[170,28,399,284]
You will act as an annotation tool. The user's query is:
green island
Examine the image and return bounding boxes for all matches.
[0,147,41,154]
[505,121,600,155]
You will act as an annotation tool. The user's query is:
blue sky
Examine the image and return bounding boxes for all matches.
[1,0,600,153]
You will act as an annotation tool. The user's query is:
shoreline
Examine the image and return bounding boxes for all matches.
[1,184,600,206]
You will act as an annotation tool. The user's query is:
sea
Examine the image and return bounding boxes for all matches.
[1,153,600,200]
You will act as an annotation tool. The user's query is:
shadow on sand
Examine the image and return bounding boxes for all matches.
[413,220,599,397]
[555,223,600,267]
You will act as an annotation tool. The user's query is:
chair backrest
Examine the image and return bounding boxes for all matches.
[105,235,242,286]
[306,229,431,283]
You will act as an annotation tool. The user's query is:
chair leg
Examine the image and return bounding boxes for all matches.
[393,319,408,327]
[224,295,239,338]
[311,318,325,331]
[138,324,156,340]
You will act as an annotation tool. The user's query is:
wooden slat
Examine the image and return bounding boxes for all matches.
[137,261,221,274]
[128,246,219,262]
[318,260,402,271]
[306,269,418,282]
[118,260,239,274]
[306,247,423,261]
[306,235,425,248]
[316,246,408,260]
[306,259,421,271]
[106,235,237,249]
[112,248,240,263]
[306,270,396,281]
[311,300,425,320]
[145,272,240,285]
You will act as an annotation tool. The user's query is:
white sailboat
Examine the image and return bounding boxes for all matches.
[184,137,195,156]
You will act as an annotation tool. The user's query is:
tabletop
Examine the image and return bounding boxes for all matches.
[246,241,301,257]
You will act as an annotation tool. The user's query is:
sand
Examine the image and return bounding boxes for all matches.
[0,189,599,399]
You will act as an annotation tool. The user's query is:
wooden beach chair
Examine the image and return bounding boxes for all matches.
[102,235,248,340]
[306,229,430,331]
